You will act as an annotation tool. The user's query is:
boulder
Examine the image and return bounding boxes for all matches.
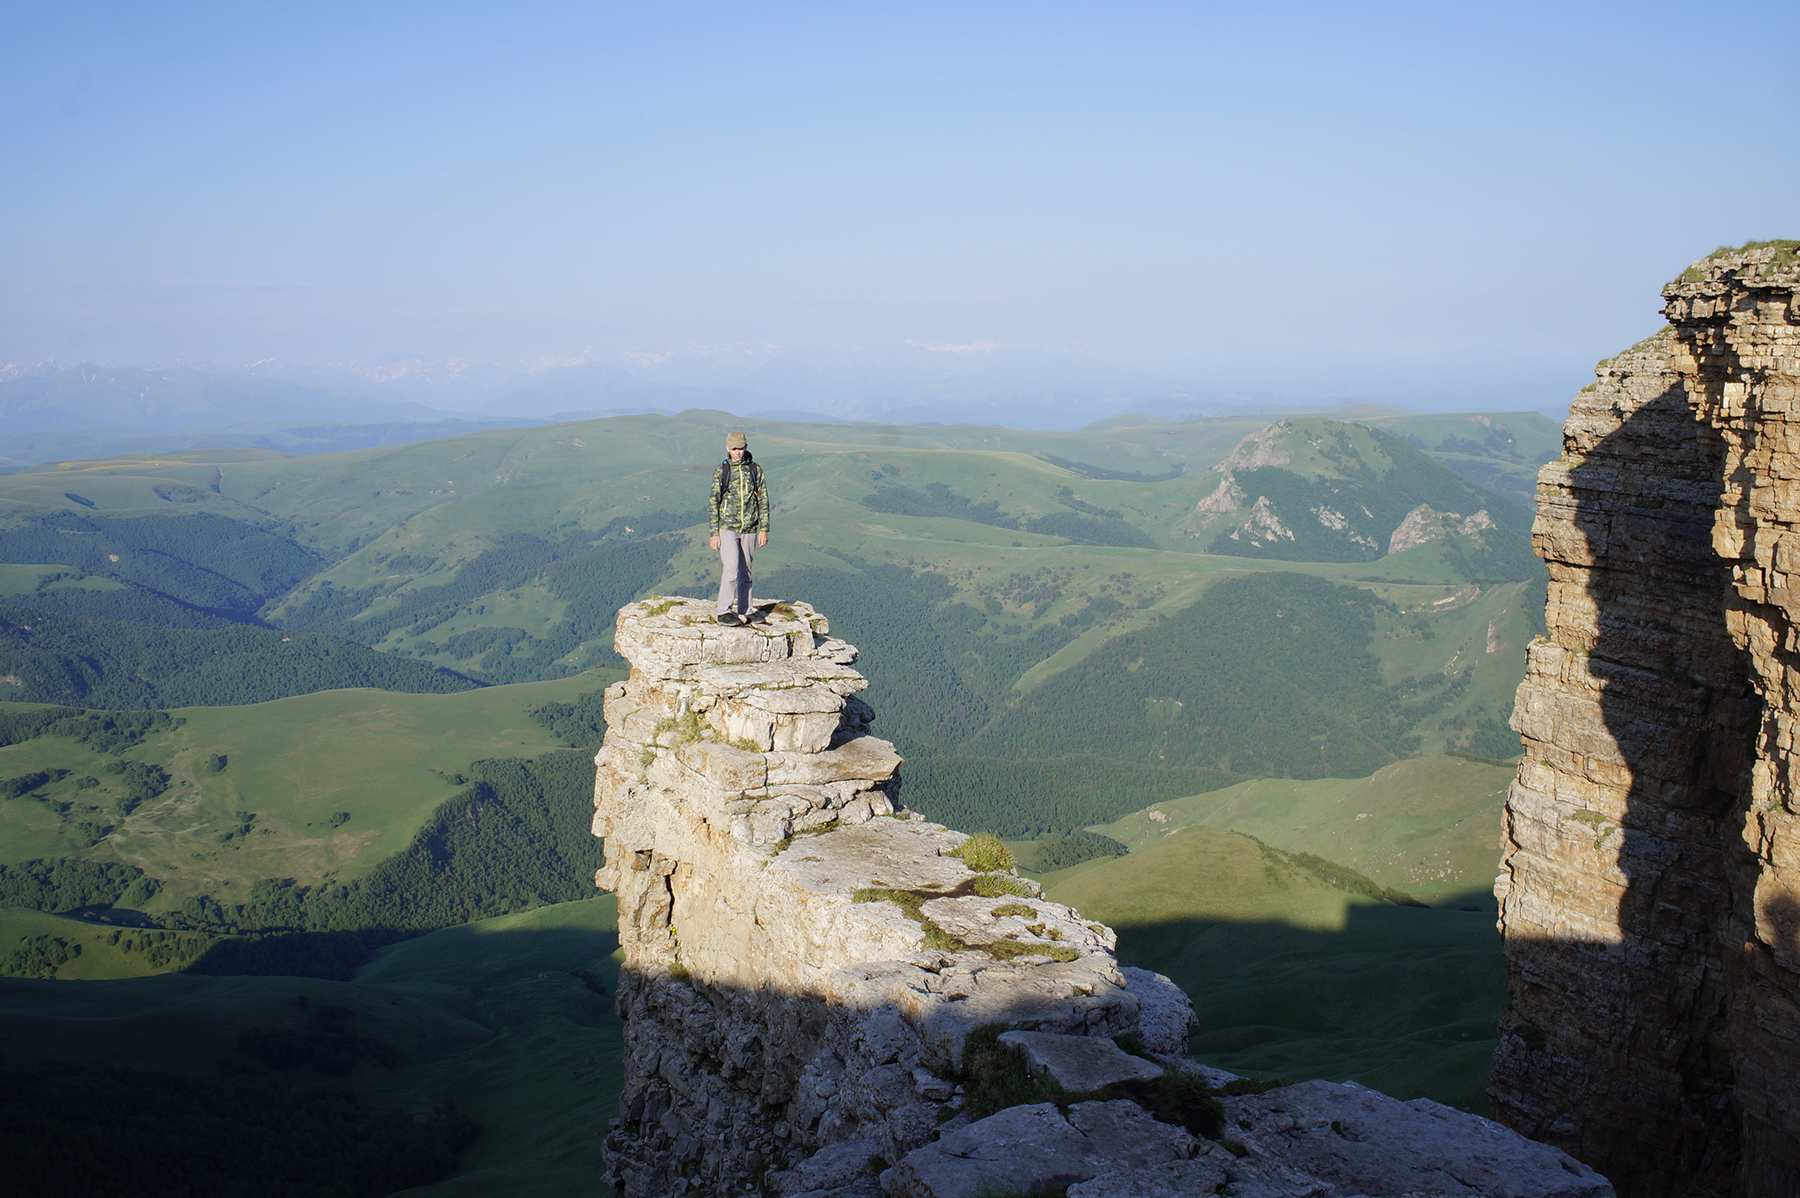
[1120,966,1196,1055]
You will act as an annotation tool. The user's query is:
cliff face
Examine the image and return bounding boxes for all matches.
[1495,243,1800,1198]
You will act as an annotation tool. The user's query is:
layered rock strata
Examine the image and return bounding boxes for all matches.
[596,596,1616,1197]
[592,597,1190,1196]
[1496,243,1800,1197]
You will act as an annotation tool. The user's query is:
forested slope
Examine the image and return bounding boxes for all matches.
[0,510,478,706]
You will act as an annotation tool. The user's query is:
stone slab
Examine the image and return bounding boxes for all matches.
[765,735,902,785]
[997,1030,1164,1092]
[1225,1080,1616,1198]
[882,1100,1197,1198]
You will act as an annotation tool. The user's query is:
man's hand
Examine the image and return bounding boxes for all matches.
[709,533,721,551]
[757,531,769,548]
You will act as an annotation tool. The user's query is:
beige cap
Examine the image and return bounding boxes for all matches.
[725,430,747,449]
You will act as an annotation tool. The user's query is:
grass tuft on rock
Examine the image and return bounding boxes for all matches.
[854,887,967,953]
[951,833,1015,873]
[972,873,1033,899]
[959,1024,1066,1119]
[957,1025,1238,1139]
[1102,1072,1224,1139]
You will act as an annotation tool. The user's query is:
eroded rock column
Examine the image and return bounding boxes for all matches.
[591,597,1183,1197]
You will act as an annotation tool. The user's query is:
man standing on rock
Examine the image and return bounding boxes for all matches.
[708,430,770,626]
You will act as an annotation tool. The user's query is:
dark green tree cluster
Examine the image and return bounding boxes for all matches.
[1056,594,1126,633]
[860,482,1018,529]
[1,769,66,799]
[1023,511,1156,549]
[1,934,82,979]
[0,1057,477,1198]
[1052,486,1123,518]
[101,759,170,813]
[0,706,83,747]
[0,606,475,708]
[184,750,605,978]
[1028,829,1130,872]
[106,927,208,969]
[0,857,151,912]
[0,708,182,752]
[529,689,610,747]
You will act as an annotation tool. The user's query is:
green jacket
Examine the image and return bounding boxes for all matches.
[708,455,770,534]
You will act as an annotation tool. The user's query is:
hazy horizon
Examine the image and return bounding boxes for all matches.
[5,2,1796,422]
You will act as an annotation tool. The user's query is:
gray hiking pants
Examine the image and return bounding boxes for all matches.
[717,529,756,615]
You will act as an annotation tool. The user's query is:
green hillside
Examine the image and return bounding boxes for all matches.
[1092,752,1514,904]
[1042,826,1503,1113]
[1366,411,1564,510]
[0,409,1545,700]
[0,670,614,912]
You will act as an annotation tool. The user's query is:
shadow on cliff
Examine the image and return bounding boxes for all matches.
[1504,379,1760,1198]
[1109,893,1507,1116]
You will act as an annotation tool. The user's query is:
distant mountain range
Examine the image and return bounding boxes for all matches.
[0,364,458,432]
[1,346,1383,445]
[0,346,1566,470]
[0,361,718,467]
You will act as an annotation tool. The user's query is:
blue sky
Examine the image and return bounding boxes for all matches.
[3,1,1795,410]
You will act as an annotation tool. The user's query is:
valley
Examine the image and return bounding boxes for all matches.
[0,406,1547,1193]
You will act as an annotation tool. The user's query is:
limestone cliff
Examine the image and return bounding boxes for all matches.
[1495,242,1800,1198]
[595,596,1615,1198]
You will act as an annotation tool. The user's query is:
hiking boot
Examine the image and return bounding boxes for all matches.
[716,611,742,626]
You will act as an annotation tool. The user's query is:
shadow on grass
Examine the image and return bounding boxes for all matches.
[1110,891,1506,1115]
[0,898,625,1198]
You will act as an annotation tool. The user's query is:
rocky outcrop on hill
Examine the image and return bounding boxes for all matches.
[1387,504,1496,555]
[1178,417,1519,566]
[595,595,1613,1197]
[1495,242,1800,1198]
